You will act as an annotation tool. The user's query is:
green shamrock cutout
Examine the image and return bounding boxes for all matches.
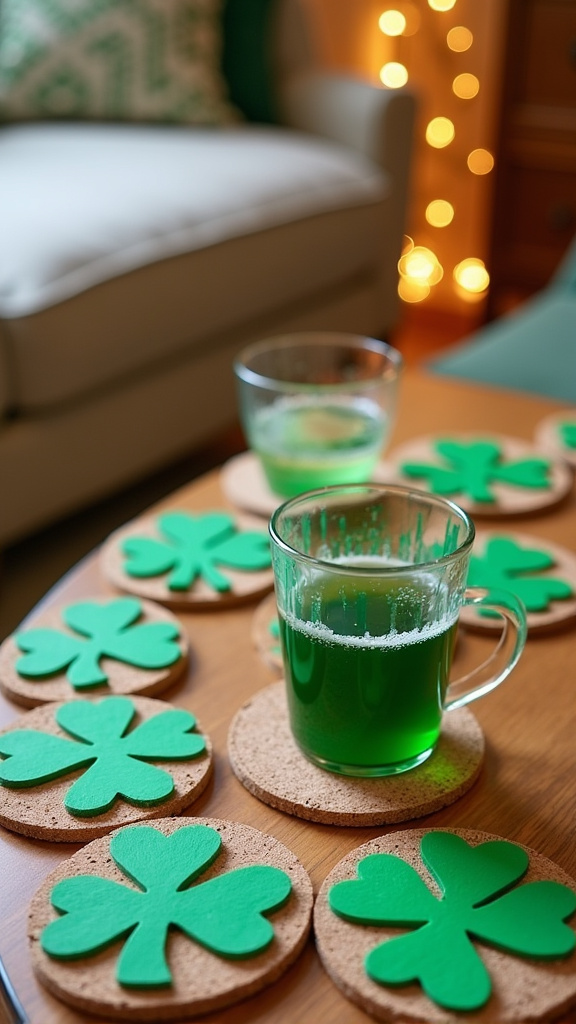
[468,536,573,614]
[0,696,206,817]
[121,511,271,592]
[15,598,181,689]
[559,421,576,450]
[328,831,576,1011]
[41,823,292,987]
[400,439,551,503]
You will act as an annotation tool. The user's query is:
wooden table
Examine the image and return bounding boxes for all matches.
[1,370,576,1024]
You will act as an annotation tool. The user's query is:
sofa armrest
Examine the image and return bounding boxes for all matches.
[279,72,416,334]
[279,72,415,181]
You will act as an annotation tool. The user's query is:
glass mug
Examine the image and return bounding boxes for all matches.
[234,332,402,498]
[269,484,527,777]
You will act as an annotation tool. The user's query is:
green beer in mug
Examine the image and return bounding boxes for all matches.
[270,484,527,776]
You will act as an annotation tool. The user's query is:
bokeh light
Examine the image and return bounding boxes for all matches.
[447,26,473,51]
[380,61,409,88]
[453,257,490,295]
[379,10,406,35]
[398,277,431,303]
[467,148,495,174]
[399,245,444,286]
[428,0,457,10]
[452,73,480,99]
[425,117,455,148]
[426,199,455,227]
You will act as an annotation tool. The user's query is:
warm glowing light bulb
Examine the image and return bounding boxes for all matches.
[426,199,454,227]
[447,26,473,51]
[425,117,455,148]
[399,245,443,286]
[467,148,494,174]
[428,0,457,10]
[398,277,430,303]
[452,73,480,99]
[380,61,409,88]
[379,10,406,35]
[453,258,490,293]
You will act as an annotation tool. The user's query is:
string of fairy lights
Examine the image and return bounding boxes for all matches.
[377,0,495,305]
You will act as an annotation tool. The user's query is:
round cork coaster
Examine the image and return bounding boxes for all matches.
[314,828,576,1023]
[228,681,484,826]
[251,592,283,674]
[220,450,393,518]
[461,530,576,634]
[534,410,576,468]
[100,509,274,611]
[0,597,189,708]
[387,433,572,515]
[29,816,313,1020]
[0,696,212,841]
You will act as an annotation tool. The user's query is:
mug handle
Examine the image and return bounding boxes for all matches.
[444,586,528,711]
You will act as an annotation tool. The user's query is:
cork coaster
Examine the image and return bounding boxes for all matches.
[462,530,576,634]
[251,592,284,674]
[100,509,274,611]
[314,828,576,1023]
[0,696,212,841]
[228,681,484,826]
[220,450,393,518]
[534,410,576,468]
[29,816,313,1020]
[387,433,572,515]
[0,597,189,708]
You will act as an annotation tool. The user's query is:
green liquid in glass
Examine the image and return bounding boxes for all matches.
[279,579,458,775]
[253,397,385,497]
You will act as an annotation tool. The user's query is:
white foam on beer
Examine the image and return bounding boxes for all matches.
[281,611,457,651]
[282,557,458,650]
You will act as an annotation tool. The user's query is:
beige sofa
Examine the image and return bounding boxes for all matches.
[0,0,415,545]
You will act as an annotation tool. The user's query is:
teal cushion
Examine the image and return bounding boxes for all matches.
[221,0,278,123]
[428,292,576,403]
[551,233,576,292]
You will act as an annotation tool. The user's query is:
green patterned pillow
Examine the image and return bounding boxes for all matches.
[0,0,239,124]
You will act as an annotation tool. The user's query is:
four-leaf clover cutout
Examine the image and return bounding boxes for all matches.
[0,696,206,816]
[468,536,573,614]
[401,439,551,504]
[121,511,271,592]
[41,823,292,987]
[15,598,182,689]
[328,831,576,1011]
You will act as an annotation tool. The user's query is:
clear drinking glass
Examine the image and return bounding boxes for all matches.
[234,333,402,498]
[269,483,527,777]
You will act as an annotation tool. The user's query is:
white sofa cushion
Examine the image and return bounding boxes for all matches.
[0,122,389,410]
[0,123,387,316]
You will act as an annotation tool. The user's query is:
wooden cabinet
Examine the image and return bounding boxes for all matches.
[487,0,576,316]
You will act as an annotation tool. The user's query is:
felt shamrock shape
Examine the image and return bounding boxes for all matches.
[560,421,576,450]
[328,831,576,1012]
[15,598,181,689]
[0,696,205,816]
[468,536,573,614]
[41,823,292,987]
[121,511,271,592]
[401,440,551,503]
